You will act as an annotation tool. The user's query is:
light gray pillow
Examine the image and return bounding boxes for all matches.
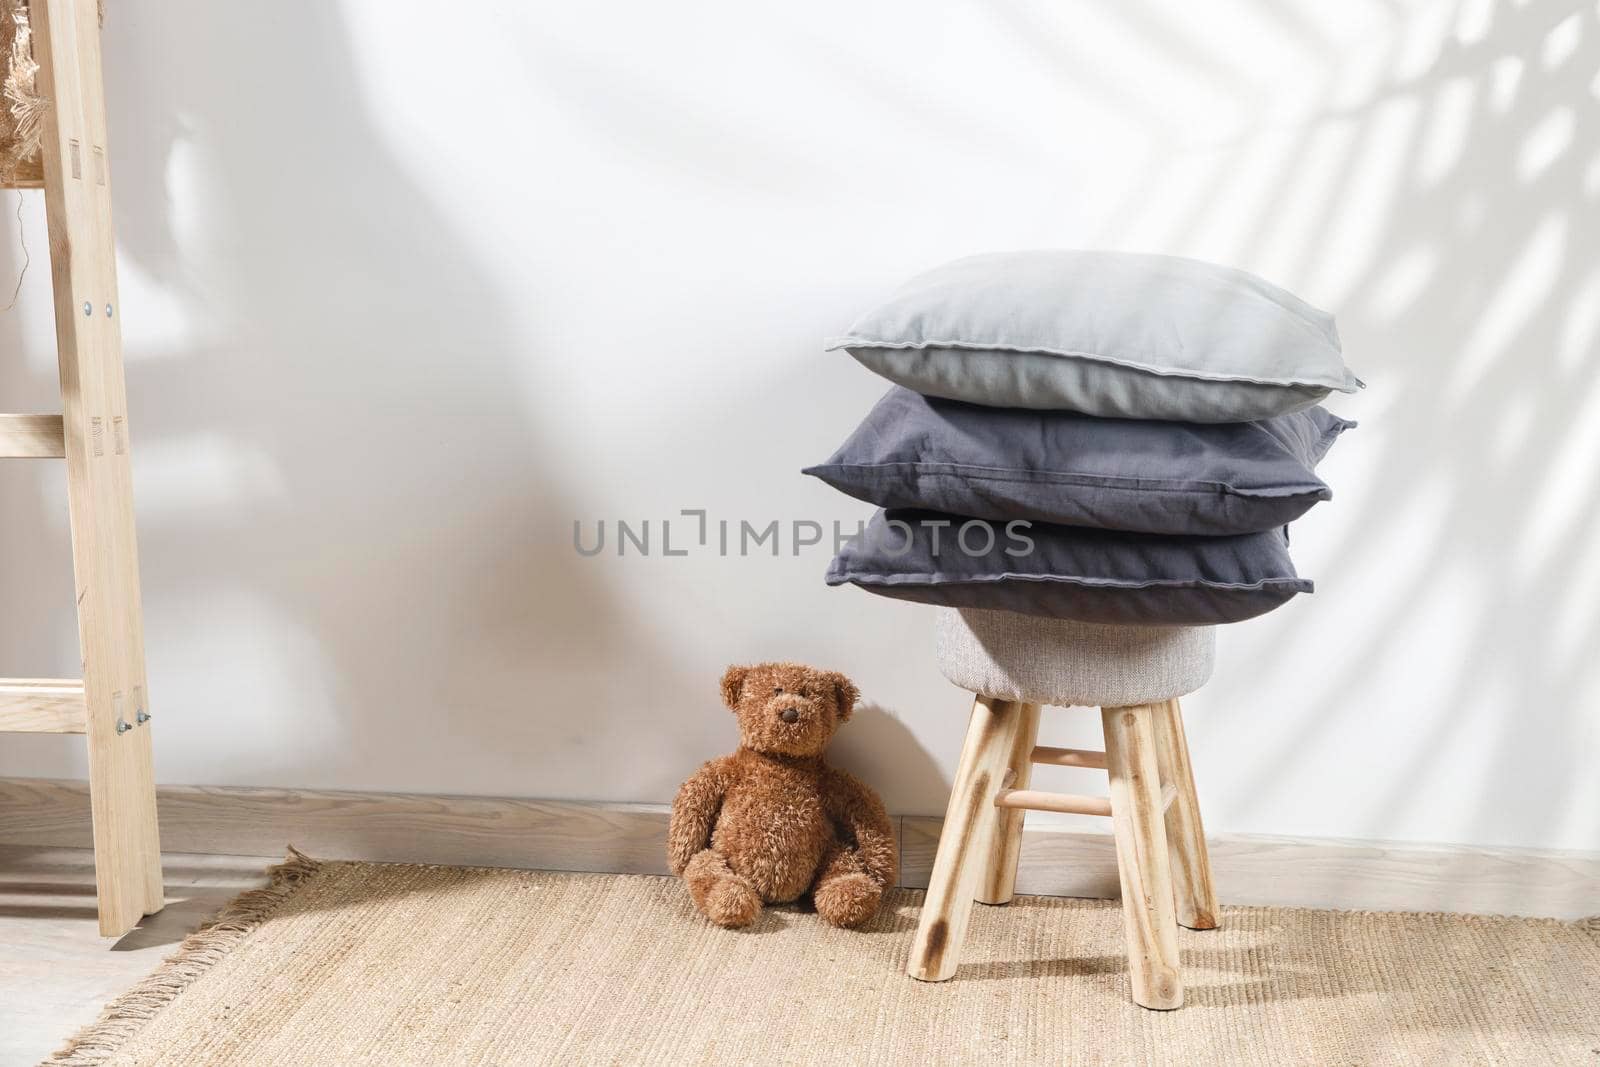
[826,509,1310,626]
[830,250,1362,422]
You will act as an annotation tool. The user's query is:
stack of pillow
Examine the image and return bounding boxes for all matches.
[805,251,1360,627]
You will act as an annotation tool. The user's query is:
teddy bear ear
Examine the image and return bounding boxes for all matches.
[720,665,750,711]
[826,672,860,721]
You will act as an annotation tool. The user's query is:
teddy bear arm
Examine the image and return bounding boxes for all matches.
[667,758,733,876]
[823,769,898,889]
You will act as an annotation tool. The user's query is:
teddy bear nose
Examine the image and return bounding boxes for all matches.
[780,707,800,724]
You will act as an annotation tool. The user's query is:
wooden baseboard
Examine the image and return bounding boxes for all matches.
[2,777,1595,919]
[0,778,670,877]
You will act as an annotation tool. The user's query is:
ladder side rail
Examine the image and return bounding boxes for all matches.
[31,0,162,937]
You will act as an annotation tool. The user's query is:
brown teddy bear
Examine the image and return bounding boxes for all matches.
[667,662,896,929]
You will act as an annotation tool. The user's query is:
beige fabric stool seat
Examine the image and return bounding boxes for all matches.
[936,608,1215,708]
[910,608,1220,1010]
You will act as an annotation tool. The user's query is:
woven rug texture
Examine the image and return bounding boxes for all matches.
[51,852,1600,1066]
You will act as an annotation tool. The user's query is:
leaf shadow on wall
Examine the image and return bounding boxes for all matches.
[1080,0,1600,861]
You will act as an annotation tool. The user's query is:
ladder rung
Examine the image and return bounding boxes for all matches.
[0,156,45,189]
[0,679,87,733]
[0,414,66,458]
[1030,745,1108,770]
[995,788,1112,817]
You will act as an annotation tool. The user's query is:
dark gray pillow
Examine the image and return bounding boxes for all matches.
[830,250,1362,422]
[804,387,1353,536]
[826,509,1310,625]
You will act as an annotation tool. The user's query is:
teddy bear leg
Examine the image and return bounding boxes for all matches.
[812,845,884,929]
[683,848,762,928]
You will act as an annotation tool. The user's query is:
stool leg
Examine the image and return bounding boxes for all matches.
[976,701,1041,905]
[908,695,1027,982]
[1153,697,1218,930]
[1102,703,1183,1010]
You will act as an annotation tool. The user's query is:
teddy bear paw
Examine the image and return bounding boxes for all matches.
[813,873,882,928]
[702,878,762,929]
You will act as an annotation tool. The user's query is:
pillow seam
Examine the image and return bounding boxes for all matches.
[805,463,1331,500]
[828,572,1313,593]
[831,337,1359,392]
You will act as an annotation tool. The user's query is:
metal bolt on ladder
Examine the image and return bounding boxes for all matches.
[0,0,163,937]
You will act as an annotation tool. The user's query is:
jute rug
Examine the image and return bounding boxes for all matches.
[52,851,1600,1066]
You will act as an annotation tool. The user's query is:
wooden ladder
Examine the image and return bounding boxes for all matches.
[0,0,162,937]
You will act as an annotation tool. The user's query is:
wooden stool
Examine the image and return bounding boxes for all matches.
[908,608,1219,1010]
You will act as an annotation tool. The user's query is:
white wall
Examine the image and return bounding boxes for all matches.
[3,0,1597,853]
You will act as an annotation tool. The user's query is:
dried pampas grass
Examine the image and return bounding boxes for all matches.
[0,0,47,184]
[0,0,102,185]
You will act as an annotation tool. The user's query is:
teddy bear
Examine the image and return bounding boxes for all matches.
[667,662,897,929]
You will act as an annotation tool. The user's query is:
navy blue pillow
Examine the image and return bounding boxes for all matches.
[826,509,1311,626]
[804,387,1353,537]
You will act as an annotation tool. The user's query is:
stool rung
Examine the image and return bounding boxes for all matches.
[995,788,1111,817]
[0,679,87,733]
[1030,745,1107,770]
[0,415,66,458]
[993,783,1178,818]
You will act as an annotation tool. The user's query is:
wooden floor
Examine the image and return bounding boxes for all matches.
[0,846,270,1066]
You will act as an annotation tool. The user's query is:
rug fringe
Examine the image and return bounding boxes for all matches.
[46,847,324,1067]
